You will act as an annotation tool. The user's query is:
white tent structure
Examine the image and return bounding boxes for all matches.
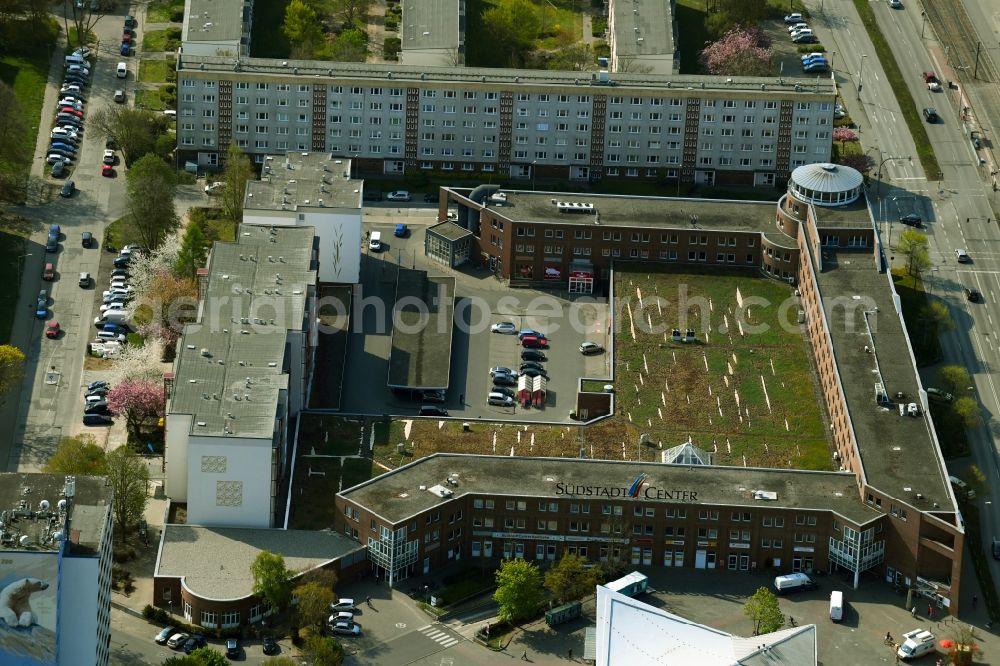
[661,438,713,465]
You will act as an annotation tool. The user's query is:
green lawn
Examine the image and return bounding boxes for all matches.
[147,0,186,23]
[0,216,32,344]
[250,0,292,58]
[0,50,50,175]
[139,59,171,83]
[134,88,166,111]
[142,27,182,53]
[612,267,829,469]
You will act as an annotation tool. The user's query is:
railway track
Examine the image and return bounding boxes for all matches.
[922,0,996,84]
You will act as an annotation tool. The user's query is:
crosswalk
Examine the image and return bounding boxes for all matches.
[417,624,462,649]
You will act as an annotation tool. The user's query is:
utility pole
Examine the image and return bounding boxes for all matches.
[920,11,927,39]
[858,55,867,99]
[974,42,981,80]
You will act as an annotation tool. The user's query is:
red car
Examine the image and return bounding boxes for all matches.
[45,321,60,339]
[60,108,84,118]
[42,262,55,280]
[521,335,548,349]
[101,164,114,177]
[122,33,132,43]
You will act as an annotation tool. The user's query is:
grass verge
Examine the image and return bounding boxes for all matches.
[134,88,166,111]
[142,27,182,52]
[138,59,171,83]
[850,0,940,178]
[148,0,186,23]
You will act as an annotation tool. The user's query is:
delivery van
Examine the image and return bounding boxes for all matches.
[829,590,843,622]
[773,572,817,595]
[369,231,382,251]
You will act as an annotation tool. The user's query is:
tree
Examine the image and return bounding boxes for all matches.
[105,445,150,542]
[295,581,335,628]
[547,43,596,72]
[252,551,294,610]
[89,106,166,167]
[832,127,859,142]
[953,396,983,429]
[108,336,167,385]
[63,0,117,50]
[283,0,324,58]
[301,632,344,666]
[743,586,784,635]
[220,143,253,230]
[300,567,338,591]
[919,300,954,335]
[131,270,197,347]
[493,559,544,624]
[175,223,208,279]
[699,26,773,76]
[837,153,874,174]
[938,365,972,395]
[43,435,107,475]
[896,229,931,278]
[946,622,983,664]
[326,28,368,62]
[707,0,767,37]
[331,0,375,29]
[482,0,540,66]
[126,154,180,251]
[107,379,166,442]
[544,553,602,602]
[188,647,230,666]
[0,344,26,400]
[0,81,30,202]
[963,464,988,499]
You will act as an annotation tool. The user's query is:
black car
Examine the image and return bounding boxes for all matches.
[493,385,515,399]
[419,405,448,417]
[60,180,75,198]
[992,539,1000,561]
[111,268,130,278]
[520,367,548,379]
[520,349,547,362]
[51,162,67,178]
[492,374,516,387]
[113,256,131,268]
[519,361,545,373]
[362,190,383,201]
[899,213,922,227]
[88,380,109,391]
[83,413,113,426]
[923,107,939,123]
[966,288,981,302]
[86,386,108,398]
[85,402,110,415]
[423,192,437,202]
[182,635,207,654]
[225,638,240,659]
[262,636,279,655]
[82,231,93,247]
[105,135,115,149]
[154,626,177,644]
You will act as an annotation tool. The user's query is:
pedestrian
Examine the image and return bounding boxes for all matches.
[973,595,978,608]
[459,393,464,405]
[521,649,528,660]
[568,647,573,659]
[928,604,934,619]
[366,595,372,608]
[885,631,893,645]
[911,605,917,618]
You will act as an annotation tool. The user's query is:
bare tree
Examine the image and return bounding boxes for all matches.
[61,0,117,49]
[220,143,253,231]
[105,445,150,542]
[89,106,165,167]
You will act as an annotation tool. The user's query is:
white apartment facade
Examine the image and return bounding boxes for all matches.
[175,56,836,187]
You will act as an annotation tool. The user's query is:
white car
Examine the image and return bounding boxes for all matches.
[955,249,970,263]
[386,190,411,201]
[103,149,116,165]
[100,301,128,313]
[787,22,809,34]
[491,321,517,334]
[204,181,225,195]
[329,598,356,612]
[72,47,92,59]
[783,12,804,24]
[834,104,846,118]
[58,98,84,108]
[47,154,73,165]
[329,620,361,636]
[51,129,79,141]
[116,62,127,79]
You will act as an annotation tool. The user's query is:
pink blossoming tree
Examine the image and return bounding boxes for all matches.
[699,26,773,77]
[107,378,165,442]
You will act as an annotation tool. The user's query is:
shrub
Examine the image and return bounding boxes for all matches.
[592,17,607,37]
[796,44,825,53]
[384,37,401,60]
[384,15,399,30]
[169,9,184,22]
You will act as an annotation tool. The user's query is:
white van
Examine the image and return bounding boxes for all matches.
[829,590,843,622]
[64,54,89,68]
[897,628,936,660]
[369,231,382,252]
[773,572,817,595]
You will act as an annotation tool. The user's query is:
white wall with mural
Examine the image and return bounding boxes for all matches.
[0,552,58,665]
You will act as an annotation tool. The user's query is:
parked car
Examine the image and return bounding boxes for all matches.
[111,268,130,278]
[262,636,279,655]
[45,321,60,339]
[87,380,109,392]
[59,107,84,118]
[949,476,976,500]
[387,190,412,201]
[579,341,605,355]
[418,405,448,417]
[492,385,516,399]
[329,598,357,612]
[492,373,516,387]
[421,389,446,403]
[899,213,922,227]
[518,328,544,340]
[116,62,127,78]
[363,190,382,201]
[792,33,818,43]
[59,181,75,198]
[225,638,240,659]
[803,62,829,73]
[923,107,940,123]
[154,626,177,644]
[114,89,126,103]
[84,400,110,415]
[119,43,130,56]
[394,223,408,237]
[992,539,1000,561]
[521,335,548,349]
[182,635,207,654]
[787,22,809,34]
[520,367,548,379]
[82,231,93,247]
[329,620,361,636]
[51,161,67,178]
[489,366,516,378]
[47,153,73,165]
[86,386,108,398]
[42,263,55,280]
[521,349,547,362]
[102,164,114,178]
[79,271,91,287]
[113,256,131,268]
[783,12,804,23]
[83,413,113,426]
[519,361,545,373]
[491,321,517,334]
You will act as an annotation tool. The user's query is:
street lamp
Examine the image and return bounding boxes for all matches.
[531,160,538,191]
[858,55,867,98]
[875,155,911,196]
[920,11,927,39]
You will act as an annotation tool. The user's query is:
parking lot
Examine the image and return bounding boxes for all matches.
[336,215,611,423]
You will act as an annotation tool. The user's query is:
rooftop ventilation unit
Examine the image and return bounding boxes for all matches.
[556,201,595,214]
[427,484,454,498]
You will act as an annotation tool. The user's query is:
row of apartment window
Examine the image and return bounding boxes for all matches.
[526,230,757,246]
[186,601,271,629]
[865,492,911,521]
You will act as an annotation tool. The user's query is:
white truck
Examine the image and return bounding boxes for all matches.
[897,628,936,661]
[369,231,382,252]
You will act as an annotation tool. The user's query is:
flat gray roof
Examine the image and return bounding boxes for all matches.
[177,54,838,97]
[246,153,362,211]
[612,0,676,58]
[340,453,876,525]
[169,225,316,438]
[0,474,111,557]
[387,270,456,389]
[815,252,952,509]
[156,525,364,600]
[402,0,460,52]
[184,0,244,43]
[427,221,473,242]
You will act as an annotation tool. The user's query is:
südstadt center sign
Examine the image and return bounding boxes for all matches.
[554,473,699,502]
